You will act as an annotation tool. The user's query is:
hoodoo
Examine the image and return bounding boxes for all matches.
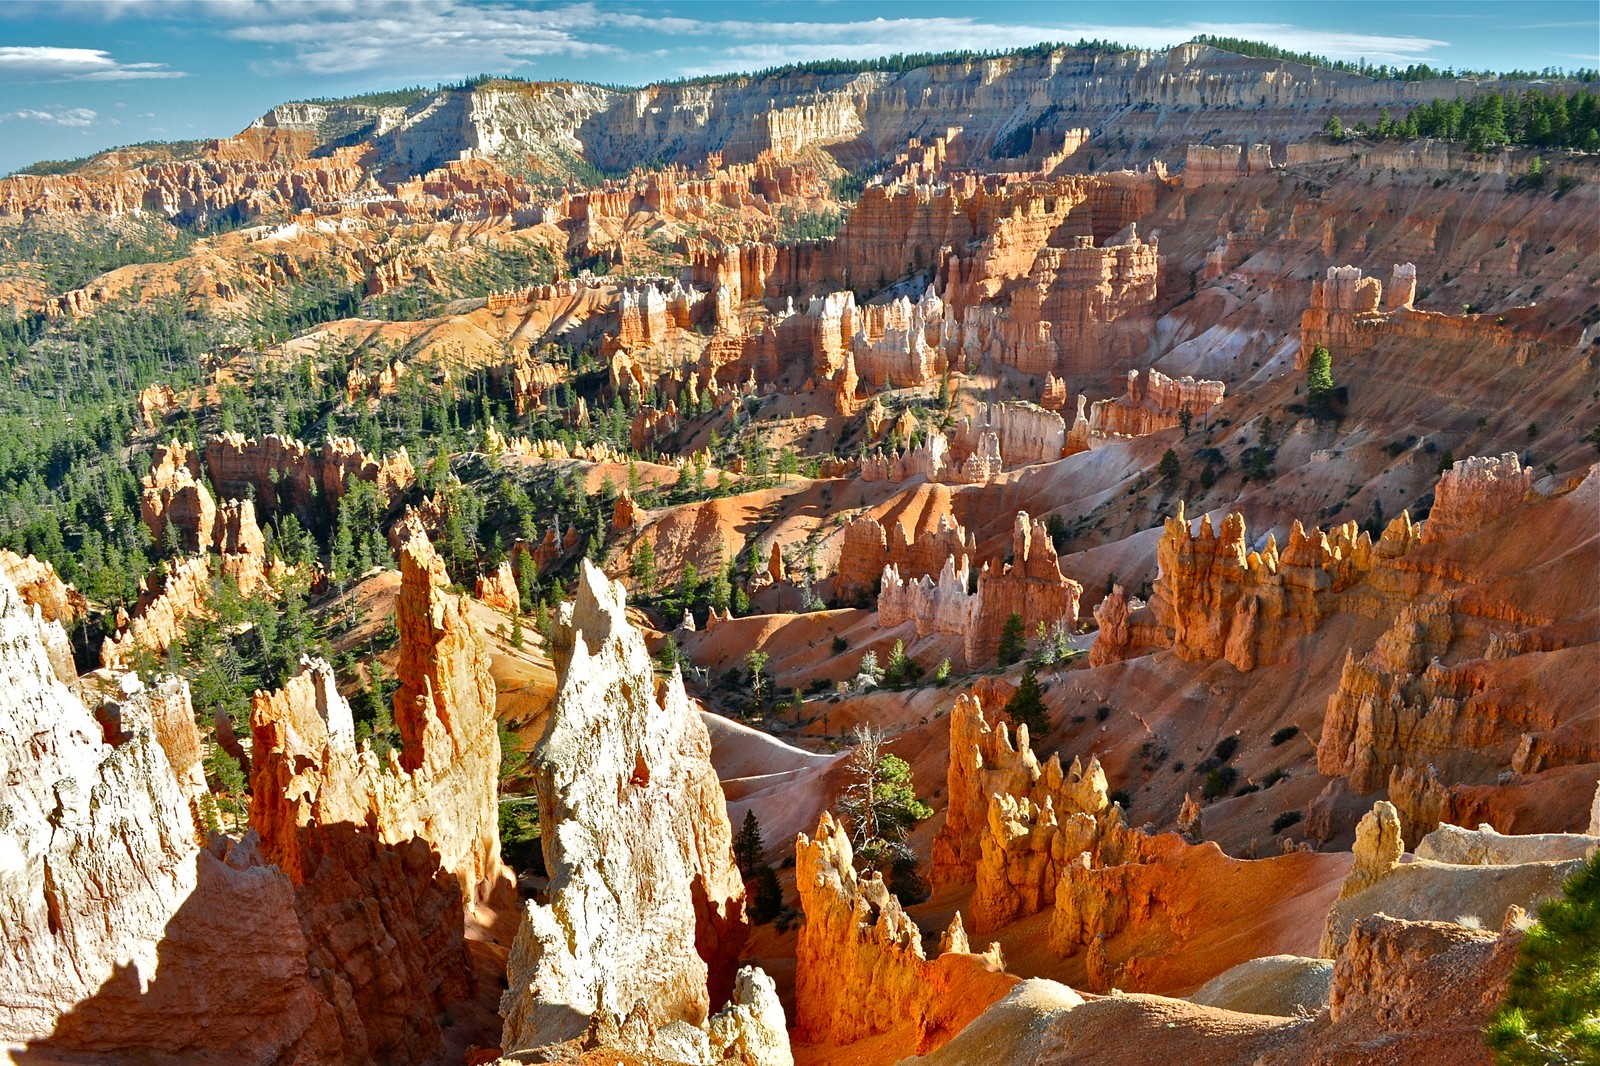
[2,18,1596,1066]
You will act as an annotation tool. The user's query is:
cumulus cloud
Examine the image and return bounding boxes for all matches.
[0,45,183,81]
[0,106,98,127]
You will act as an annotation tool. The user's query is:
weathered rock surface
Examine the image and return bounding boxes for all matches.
[794,812,1016,1054]
[1321,802,1581,957]
[0,567,343,1062]
[1150,503,1419,672]
[1415,821,1599,865]
[1188,955,1333,1017]
[0,549,86,681]
[500,559,779,1063]
[247,519,511,1062]
[1422,453,1534,545]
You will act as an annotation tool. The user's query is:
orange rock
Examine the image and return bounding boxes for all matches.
[475,560,520,612]
[794,812,1017,1053]
[1422,453,1533,544]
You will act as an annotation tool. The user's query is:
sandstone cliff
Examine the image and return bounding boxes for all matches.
[0,568,343,1062]
[500,559,781,1064]
[794,812,1016,1054]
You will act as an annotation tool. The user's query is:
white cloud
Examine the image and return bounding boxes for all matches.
[220,0,615,76]
[0,106,99,127]
[0,45,183,81]
[201,3,1453,80]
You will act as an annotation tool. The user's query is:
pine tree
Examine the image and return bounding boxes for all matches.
[1307,344,1335,412]
[997,611,1027,666]
[748,864,784,923]
[1004,665,1050,739]
[1486,852,1600,1064]
[733,809,765,877]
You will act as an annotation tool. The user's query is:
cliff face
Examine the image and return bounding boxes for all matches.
[1149,504,1420,672]
[0,569,344,1062]
[500,559,774,1062]
[793,812,1016,1053]
[929,689,1111,935]
[247,519,511,1063]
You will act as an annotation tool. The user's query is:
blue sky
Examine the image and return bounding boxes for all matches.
[1,0,1596,175]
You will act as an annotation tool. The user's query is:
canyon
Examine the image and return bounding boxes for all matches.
[1,33,1597,1066]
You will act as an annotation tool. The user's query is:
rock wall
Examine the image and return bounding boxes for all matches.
[1088,368,1225,439]
[952,401,1066,467]
[1149,504,1420,672]
[878,512,1082,668]
[500,559,774,1062]
[1422,453,1533,544]
[834,497,973,604]
[0,568,344,1062]
[1298,263,1540,371]
[204,431,415,525]
[793,812,1016,1053]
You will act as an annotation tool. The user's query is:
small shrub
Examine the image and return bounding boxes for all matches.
[1213,735,1240,761]
[831,635,848,653]
[1270,725,1300,746]
[1095,705,1112,722]
[1271,810,1303,833]
[1203,766,1239,800]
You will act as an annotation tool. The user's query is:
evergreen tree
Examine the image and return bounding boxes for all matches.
[748,864,784,924]
[997,611,1027,666]
[630,538,656,585]
[733,809,765,877]
[1158,448,1181,480]
[1004,665,1050,738]
[1486,852,1600,1064]
[1307,344,1336,416]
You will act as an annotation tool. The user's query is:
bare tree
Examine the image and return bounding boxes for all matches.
[835,723,885,846]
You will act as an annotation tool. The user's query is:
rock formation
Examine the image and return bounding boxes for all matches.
[475,559,520,612]
[1149,503,1420,672]
[0,567,344,1062]
[1321,800,1582,957]
[1422,453,1534,544]
[929,688,1111,932]
[1088,368,1225,438]
[204,431,415,523]
[794,812,1016,1053]
[834,491,973,603]
[246,520,511,1062]
[0,549,87,681]
[500,559,780,1063]
[879,512,1082,668]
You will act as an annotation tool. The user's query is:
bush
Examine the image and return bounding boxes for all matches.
[1214,735,1240,761]
[1270,725,1300,746]
[831,634,849,653]
[1203,766,1239,800]
[1095,704,1112,722]
[1271,810,1303,833]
